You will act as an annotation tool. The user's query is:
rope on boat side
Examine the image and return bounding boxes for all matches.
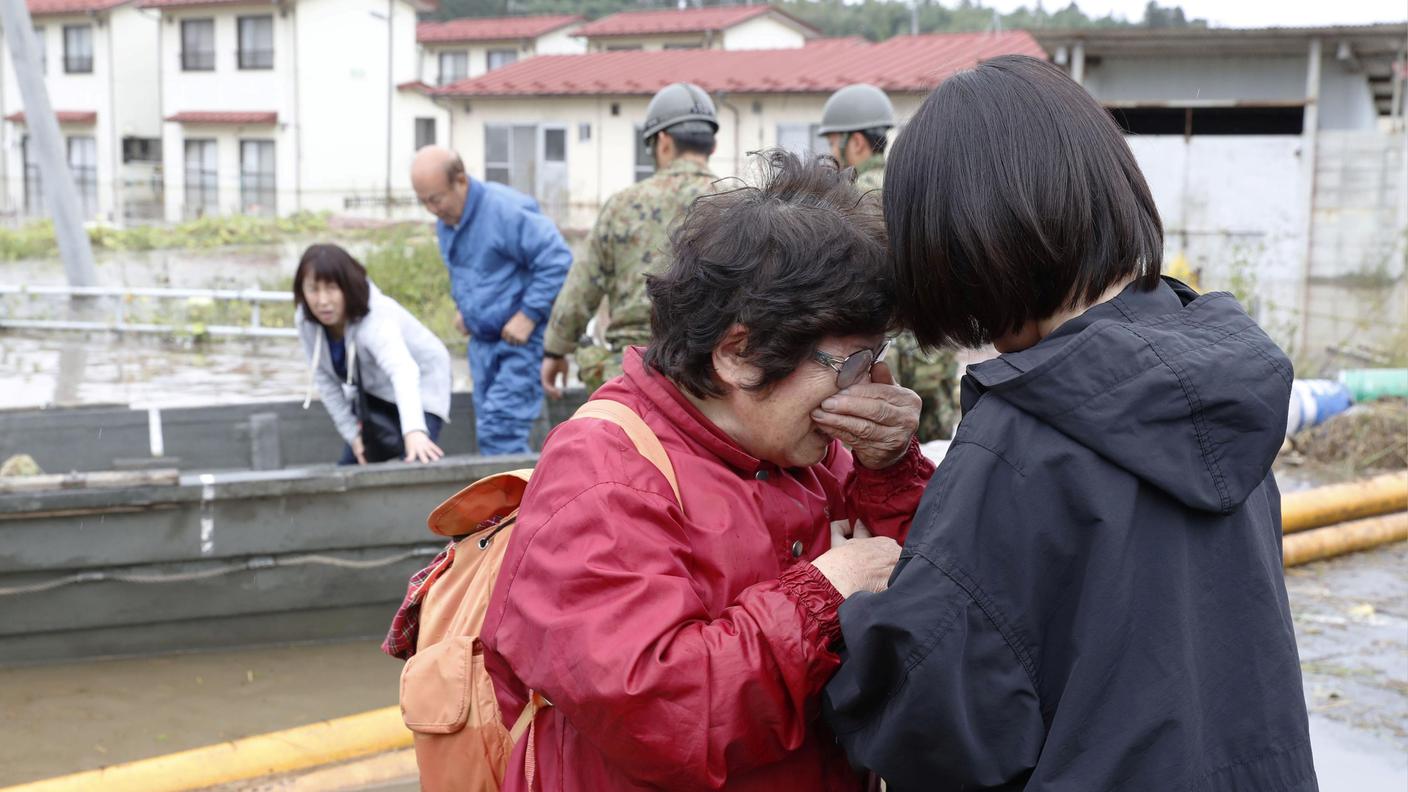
[0,545,442,597]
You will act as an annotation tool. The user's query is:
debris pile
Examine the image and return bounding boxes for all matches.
[1289,398,1408,473]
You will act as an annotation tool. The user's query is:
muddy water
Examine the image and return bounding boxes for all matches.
[0,540,1402,788]
[0,642,404,785]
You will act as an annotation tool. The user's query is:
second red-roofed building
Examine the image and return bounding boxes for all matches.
[417,14,584,86]
[432,30,1046,228]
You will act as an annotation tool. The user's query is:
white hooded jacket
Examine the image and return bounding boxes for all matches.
[297,281,452,444]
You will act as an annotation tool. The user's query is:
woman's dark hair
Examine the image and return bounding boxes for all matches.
[646,149,893,398]
[887,54,1163,349]
[292,243,371,325]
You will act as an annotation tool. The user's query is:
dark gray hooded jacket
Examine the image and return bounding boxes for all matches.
[825,279,1316,792]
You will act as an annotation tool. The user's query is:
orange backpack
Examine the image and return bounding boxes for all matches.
[393,400,682,792]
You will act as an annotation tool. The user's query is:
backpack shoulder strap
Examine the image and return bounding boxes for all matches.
[571,399,682,510]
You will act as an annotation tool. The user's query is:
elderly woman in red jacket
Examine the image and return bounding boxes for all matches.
[481,151,934,792]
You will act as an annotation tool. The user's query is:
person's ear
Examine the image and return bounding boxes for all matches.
[710,323,757,392]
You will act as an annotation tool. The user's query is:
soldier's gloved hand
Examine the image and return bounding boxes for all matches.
[542,356,569,400]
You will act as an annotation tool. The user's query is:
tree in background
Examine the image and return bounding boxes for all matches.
[424,0,1206,40]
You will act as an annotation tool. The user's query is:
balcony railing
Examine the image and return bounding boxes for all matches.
[181,50,215,71]
[238,48,274,70]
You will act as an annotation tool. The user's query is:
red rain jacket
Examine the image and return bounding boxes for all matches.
[482,348,934,791]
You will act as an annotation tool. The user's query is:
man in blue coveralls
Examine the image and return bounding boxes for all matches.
[410,146,571,455]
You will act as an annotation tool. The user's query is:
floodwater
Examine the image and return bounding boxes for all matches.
[0,539,1401,788]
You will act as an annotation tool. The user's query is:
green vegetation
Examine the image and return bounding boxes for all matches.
[428,0,1206,39]
[362,228,466,350]
[0,213,329,261]
[0,213,433,262]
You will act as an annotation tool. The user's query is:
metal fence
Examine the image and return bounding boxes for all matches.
[0,284,297,338]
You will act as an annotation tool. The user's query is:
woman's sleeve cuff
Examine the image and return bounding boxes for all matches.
[779,562,844,647]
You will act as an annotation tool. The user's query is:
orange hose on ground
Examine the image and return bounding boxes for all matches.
[1281,471,1407,534]
[1283,512,1408,567]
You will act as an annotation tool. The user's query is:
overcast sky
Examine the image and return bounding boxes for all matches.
[978,0,1408,27]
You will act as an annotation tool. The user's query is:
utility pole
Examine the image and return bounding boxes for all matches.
[0,0,97,287]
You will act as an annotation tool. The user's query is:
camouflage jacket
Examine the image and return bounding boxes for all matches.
[853,152,885,194]
[543,158,716,356]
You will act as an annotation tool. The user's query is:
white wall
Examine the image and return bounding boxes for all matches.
[536,25,585,56]
[586,34,708,52]
[447,91,925,231]
[720,15,807,51]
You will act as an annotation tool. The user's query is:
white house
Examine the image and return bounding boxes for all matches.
[0,0,161,224]
[572,4,818,53]
[432,31,1044,230]
[144,0,444,222]
[1035,24,1408,363]
[417,13,583,87]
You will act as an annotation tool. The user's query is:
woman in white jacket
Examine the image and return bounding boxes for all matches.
[295,244,452,464]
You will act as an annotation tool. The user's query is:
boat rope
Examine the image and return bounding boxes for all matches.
[0,545,442,597]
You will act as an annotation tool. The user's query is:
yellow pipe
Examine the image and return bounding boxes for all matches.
[1281,471,1408,534]
[0,706,410,792]
[1284,512,1408,567]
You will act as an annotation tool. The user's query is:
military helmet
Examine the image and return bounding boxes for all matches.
[641,82,719,142]
[818,84,896,136]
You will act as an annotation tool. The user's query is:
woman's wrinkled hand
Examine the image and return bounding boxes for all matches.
[811,535,901,598]
[810,361,920,469]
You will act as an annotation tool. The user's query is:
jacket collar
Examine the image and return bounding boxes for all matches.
[854,153,885,176]
[657,157,713,180]
[442,179,484,238]
[621,346,767,477]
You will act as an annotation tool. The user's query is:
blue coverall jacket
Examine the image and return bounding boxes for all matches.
[437,179,571,454]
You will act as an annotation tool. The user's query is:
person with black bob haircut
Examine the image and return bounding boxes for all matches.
[481,151,936,791]
[824,55,1317,791]
[294,243,452,465]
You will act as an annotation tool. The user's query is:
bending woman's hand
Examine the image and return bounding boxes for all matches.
[810,361,921,469]
[403,430,444,464]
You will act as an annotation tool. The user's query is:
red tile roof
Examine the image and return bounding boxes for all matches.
[165,111,278,125]
[436,30,1044,97]
[5,110,97,124]
[28,0,129,14]
[397,80,432,94]
[574,5,817,39]
[418,14,581,44]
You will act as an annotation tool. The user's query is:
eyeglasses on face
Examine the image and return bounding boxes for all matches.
[812,338,891,389]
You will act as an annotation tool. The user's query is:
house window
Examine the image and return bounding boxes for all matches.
[776,123,822,159]
[1107,106,1304,136]
[21,135,42,216]
[184,139,218,218]
[605,44,643,52]
[32,27,45,74]
[484,123,537,196]
[67,136,98,218]
[663,43,702,50]
[181,19,215,71]
[414,117,436,150]
[486,49,517,71]
[63,25,92,74]
[123,137,163,164]
[438,51,468,85]
[238,16,274,70]
[633,125,654,182]
[578,122,591,143]
[240,139,276,216]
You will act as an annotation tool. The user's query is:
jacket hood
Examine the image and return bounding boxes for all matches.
[964,279,1292,514]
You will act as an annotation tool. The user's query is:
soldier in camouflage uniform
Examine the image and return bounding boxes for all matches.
[821,84,960,441]
[542,83,719,396]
